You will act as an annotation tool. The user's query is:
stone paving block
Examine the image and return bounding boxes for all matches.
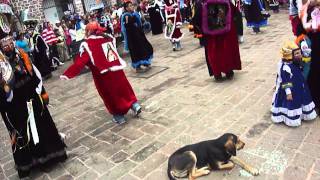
[118,128,143,140]
[76,170,98,180]
[132,153,167,178]
[119,174,140,180]
[87,142,109,154]
[3,160,14,171]
[77,135,100,148]
[0,155,12,167]
[100,139,130,158]
[310,172,320,180]
[283,166,308,180]
[157,124,188,143]
[131,141,165,162]
[35,174,51,180]
[304,129,320,145]
[246,122,272,140]
[63,158,88,177]
[140,124,166,136]
[111,151,129,163]
[292,153,316,171]
[98,160,136,180]
[56,174,74,180]
[285,126,310,142]
[84,154,114,175]
[280,139,302,150]
[68,146,89,160]
[90,123,115,137]
[4,167,16,177]
[158,142,180,156]
[299,143,320,159]
[123,135,155,155]
[144,170,168,180]
[44,163,67,179]
[97,131,122,144]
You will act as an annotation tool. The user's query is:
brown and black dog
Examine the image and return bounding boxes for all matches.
[167,133,259,180]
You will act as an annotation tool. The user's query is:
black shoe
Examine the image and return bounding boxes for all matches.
[18,169,30,179]
[143,64,152,71]
[226,71,234,80]
[214,74,223,82]
[253,27,260,33]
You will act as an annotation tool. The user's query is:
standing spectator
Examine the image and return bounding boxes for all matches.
[289,0,303,36]
[55,21,70,62]
[68,23,77,57]
[179,0,187,23]
[15,33,30,53]
[41,22,63,68]
[63,24,72,55]
[31,25,53,80]
[301,0,320,111]
[148,2,164,35]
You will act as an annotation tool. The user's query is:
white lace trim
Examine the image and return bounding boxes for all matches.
[271,101,316,117]
[272,110,317,127]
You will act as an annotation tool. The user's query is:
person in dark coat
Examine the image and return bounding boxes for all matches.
[148,3,164,35]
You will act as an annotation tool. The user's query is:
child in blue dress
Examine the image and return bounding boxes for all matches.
[271,41,317,127]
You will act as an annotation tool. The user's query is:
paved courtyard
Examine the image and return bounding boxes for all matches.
[1,10,320,180]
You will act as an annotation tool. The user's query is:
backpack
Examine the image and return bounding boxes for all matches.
[201,0,232,35]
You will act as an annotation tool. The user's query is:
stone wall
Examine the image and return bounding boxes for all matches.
[11,0,86,21]
[11,0,45,20]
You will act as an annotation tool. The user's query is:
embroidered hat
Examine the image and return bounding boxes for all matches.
[281,41,300,60]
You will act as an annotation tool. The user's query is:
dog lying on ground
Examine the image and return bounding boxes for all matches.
[167,133,259,180]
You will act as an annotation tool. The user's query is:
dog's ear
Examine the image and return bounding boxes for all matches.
[224,136,236,156]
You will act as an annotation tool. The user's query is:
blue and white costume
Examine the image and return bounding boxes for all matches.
[271,61,317,126]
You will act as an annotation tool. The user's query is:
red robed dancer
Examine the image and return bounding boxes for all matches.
[194,0,241,81]
[164,0,184,51]
[60,22,141,124]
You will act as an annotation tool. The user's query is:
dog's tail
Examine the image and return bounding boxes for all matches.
[167,163,177,180]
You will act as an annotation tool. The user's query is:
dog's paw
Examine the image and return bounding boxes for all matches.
[249,168,259,176]
[203,169,211,175]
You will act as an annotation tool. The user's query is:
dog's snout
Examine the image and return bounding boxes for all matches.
[237,140,245,150]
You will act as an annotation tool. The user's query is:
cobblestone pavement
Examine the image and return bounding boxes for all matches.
[1,10,320,180]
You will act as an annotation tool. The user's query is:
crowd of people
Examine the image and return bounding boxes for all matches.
[0,0,320,178]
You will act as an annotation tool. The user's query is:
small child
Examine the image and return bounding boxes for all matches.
[271,41,317,127]
[295,34,312,79]
[166,19,182,51]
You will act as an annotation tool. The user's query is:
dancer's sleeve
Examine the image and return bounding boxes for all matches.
[281,65,293,95]
[62,52,90,79]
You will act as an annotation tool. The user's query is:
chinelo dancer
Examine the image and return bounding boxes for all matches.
[60,22,142,125]
[193,0,242,81]
[164,0,184,51]
[121,1,154,73]
[0,28,67,179]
